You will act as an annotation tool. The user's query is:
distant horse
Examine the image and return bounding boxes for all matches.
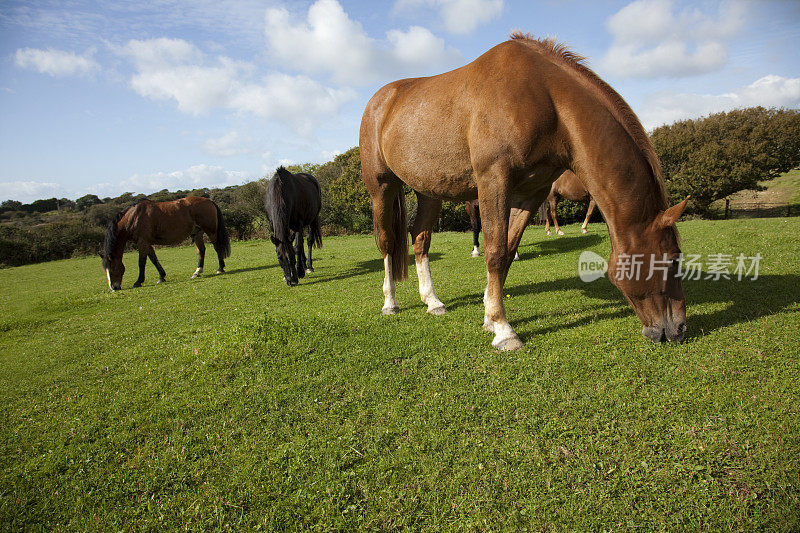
[102,197,231,290]
[264,167,323,286]
[465,200,519,261]
[545,170,598,236]
[360,33,689,350]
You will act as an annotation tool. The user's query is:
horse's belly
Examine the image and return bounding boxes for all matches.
[384,141,477,201]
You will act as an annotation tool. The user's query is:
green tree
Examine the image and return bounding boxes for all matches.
[651,107,800,215]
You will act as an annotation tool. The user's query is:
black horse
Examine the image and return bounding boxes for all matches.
[264,167,323,286]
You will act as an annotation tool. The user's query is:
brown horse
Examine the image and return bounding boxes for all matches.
[360,33,689,350]
[545,170,597,236]
[102,197,231,290]
[465,200,519,260]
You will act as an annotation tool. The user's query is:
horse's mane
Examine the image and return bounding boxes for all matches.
[509,32,669,208]
[102,205,134,268]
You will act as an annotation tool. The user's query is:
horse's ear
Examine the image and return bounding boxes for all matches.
[270,235,280,246]
[656,196,690,228]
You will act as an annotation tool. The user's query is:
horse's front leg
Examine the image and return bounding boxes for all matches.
[133,246,148,288]
[148,248,167,283]
[192,232,205,278]
[295,229,307,279]
[411,193,446,315]
[477,165,522,350]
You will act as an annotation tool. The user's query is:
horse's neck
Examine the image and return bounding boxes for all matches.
[569,122,664,247]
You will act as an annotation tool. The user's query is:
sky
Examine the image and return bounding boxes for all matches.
[1,0,798,203]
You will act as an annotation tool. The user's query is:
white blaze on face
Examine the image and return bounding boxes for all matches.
[106,268,112,290]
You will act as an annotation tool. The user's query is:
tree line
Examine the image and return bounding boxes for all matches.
[1,106,798,267]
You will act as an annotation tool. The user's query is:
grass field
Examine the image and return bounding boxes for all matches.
[1,217,799,530]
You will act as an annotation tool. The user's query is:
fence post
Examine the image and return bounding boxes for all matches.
[724,198,729,219]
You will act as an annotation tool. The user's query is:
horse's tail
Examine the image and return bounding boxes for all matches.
[212,201,231,258]
[389,188,407,281]
[309,216,323,249]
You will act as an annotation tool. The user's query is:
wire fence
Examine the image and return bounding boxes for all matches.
[719,199,799,219]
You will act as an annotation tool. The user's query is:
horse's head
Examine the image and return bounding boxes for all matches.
[102,214,127,291]
[271,235,298,286]
[102,252,124,291]
[607,197,689,343]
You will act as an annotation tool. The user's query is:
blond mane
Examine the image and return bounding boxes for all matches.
[509,32,669,207]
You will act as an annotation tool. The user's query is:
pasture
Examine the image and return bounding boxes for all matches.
[1,217,799,530]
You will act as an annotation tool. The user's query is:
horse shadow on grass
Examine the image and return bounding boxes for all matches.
[298,253,443,286]
[224,264,277,275]
[446,272,800,341]
[517,232,603,260]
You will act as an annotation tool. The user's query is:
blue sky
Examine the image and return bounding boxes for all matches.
[1,0,798,202]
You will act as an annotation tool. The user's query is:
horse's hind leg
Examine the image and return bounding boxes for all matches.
[412,193,446,315]
[470,203,481,257]
[133,247,148,288]
[549,195,564,236]
[295,229,307,279]
[192,233,205,278]
[306,234,314,273]
[148,248,167,283]
[581,198,596,234]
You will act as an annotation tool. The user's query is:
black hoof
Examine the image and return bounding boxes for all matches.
[133,282,143,288]
[157,277,166,284]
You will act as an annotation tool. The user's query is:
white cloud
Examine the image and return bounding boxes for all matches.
[14,48,99,77]
[320,149,341,161]
[639,75,800,129]
[202,131,251,157]
[88,164,252,198]
[601,0,747,79]
[115,37,354,132]
[395,0,503,35]
[0,181,67,203]
[264,0,461,84]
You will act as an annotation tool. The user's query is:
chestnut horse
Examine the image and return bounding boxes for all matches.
[102,197,230,290]
[360,34,689,350]
[465,200,519,261]
[545,170,597,236]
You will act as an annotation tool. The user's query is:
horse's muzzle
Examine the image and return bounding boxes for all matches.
[643,322,686,343]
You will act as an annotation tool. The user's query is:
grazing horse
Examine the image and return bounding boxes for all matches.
[360,33,689,350]
[465,200,519,261]
[545,170,598,236]
[264,167,323,286]
[102,197,231,290]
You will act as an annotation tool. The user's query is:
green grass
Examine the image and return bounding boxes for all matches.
[1,218,799,530]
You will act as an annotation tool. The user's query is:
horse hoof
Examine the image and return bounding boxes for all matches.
[428,305,446,316]
[216,269,224,274]
[191,273,199,279]
[557,230,565,236]
[306,268,314,273]
[494,335,524,351]
[157,277,166,284]
[133,282,142,288]
[382,306,400,315]
[471,251,480,258]
[581,228,588,234]
[546,230,552,236]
